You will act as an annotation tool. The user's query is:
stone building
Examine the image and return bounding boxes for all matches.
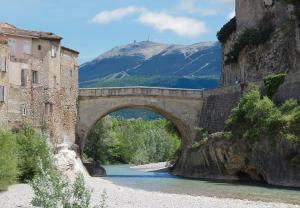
[0,23,78,148]
[221,0,300,86]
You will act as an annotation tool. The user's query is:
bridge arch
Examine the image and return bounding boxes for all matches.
[79,104,188,150]
[77,87,205,164]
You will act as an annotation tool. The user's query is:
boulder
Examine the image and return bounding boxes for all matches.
[83,161,107,177]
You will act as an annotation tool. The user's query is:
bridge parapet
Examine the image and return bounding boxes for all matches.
[79,87,205,99]
[79,85,242,100]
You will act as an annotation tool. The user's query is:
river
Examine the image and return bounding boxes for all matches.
[103,164,300,205]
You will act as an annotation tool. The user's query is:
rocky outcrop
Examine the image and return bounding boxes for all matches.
[173,133,300,187]
[53,143,89,178]
[221,0,300,86]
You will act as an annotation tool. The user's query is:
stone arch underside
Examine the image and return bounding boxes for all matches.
[77,95,204,154]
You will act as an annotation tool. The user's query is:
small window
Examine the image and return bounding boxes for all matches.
[8,38,16,57]
[70,69,73,78]
[32,71,39,84]
[21,69,26,86]
[53,75,57,88]
[21,105,27,116]
[0,86,4,102]
[38,45,42,50]
[51,45,57,58]
[0,56,7,72]
[22,41,31,55]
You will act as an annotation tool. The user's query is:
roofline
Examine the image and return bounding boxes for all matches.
[0,31,62,40]
[61,46,79,54]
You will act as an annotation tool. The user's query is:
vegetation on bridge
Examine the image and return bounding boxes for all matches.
[83,117,181,165]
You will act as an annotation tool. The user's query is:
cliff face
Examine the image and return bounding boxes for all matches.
[173,133,300,187]
[221,0,300,86]
[172,0,300,187]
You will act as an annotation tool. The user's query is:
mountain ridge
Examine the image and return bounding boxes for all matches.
[79,41,221,89]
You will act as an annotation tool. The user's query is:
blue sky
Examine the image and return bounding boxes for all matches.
[0,0,234,63]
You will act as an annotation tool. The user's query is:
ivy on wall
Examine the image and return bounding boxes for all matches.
[225,25,274,65]
[217,17,237,44]
[263,73,286,98]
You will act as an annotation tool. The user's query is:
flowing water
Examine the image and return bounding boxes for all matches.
[103,164,300,205]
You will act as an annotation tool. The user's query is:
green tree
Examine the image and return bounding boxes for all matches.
[0,129,19,191]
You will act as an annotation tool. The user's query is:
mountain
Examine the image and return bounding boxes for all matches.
[79,41,221,89]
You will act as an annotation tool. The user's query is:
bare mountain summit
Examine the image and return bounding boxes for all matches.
[79,41,221,89]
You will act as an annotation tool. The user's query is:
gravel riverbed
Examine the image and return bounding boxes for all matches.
[1,177,300,208]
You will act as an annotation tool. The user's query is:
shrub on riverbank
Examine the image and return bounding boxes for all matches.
[0,130,19,191]
[226,85,300,144]
[31,162,91,208]
[0,124,52,190]
[17,124,52,182]
[84,117,181,165]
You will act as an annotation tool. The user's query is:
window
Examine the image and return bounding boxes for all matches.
[51,45,57,58]
[22,41,31,55]
[70,69,73,78]
[38,45,42,50]
[53,75,57,88]
[21,105,26,116]
[0,86,4,102]
[21,69,26,86]
[32,71,39,84]
[8,39,16,57]
[0,56,7,72]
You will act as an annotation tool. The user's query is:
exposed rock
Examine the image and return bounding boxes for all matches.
[173,133,300,187]
[83,161,107,177]
[221,0,300,86]
[53,143,89,178]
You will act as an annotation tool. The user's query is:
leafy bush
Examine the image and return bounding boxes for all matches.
[30,162,93,208]
[217,17,237,43]
[225,24,274,65]
[17,124,52,182]
[84,117,181,165]
[226,85,300,144]
[0,130,19,191]
[263,73,286,98]
[191,139,207,150]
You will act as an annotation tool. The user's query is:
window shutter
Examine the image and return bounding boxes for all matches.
[0,57,3,71]
[23,41,31,55]
[0,86,4,102]
[8,39,16,57]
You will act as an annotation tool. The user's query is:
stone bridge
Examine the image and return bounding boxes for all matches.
[77,86,242,163]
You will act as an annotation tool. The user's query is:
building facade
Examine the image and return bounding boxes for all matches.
[0,23,78,148]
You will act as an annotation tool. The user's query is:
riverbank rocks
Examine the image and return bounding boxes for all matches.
[53,143,89,178]
[83,161,107,177]
[172,133,300,187]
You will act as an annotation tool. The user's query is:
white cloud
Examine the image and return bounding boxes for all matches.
[138,12,208,38]
[91,6,145,24]
[227,10,235,19]
[176,0,219,16]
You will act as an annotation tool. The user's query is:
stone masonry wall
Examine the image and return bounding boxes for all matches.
[221,0,300,86]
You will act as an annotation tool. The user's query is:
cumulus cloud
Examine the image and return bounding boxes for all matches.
[176,0,219,16]
[91,6,145,24]
[138,12,208,38]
